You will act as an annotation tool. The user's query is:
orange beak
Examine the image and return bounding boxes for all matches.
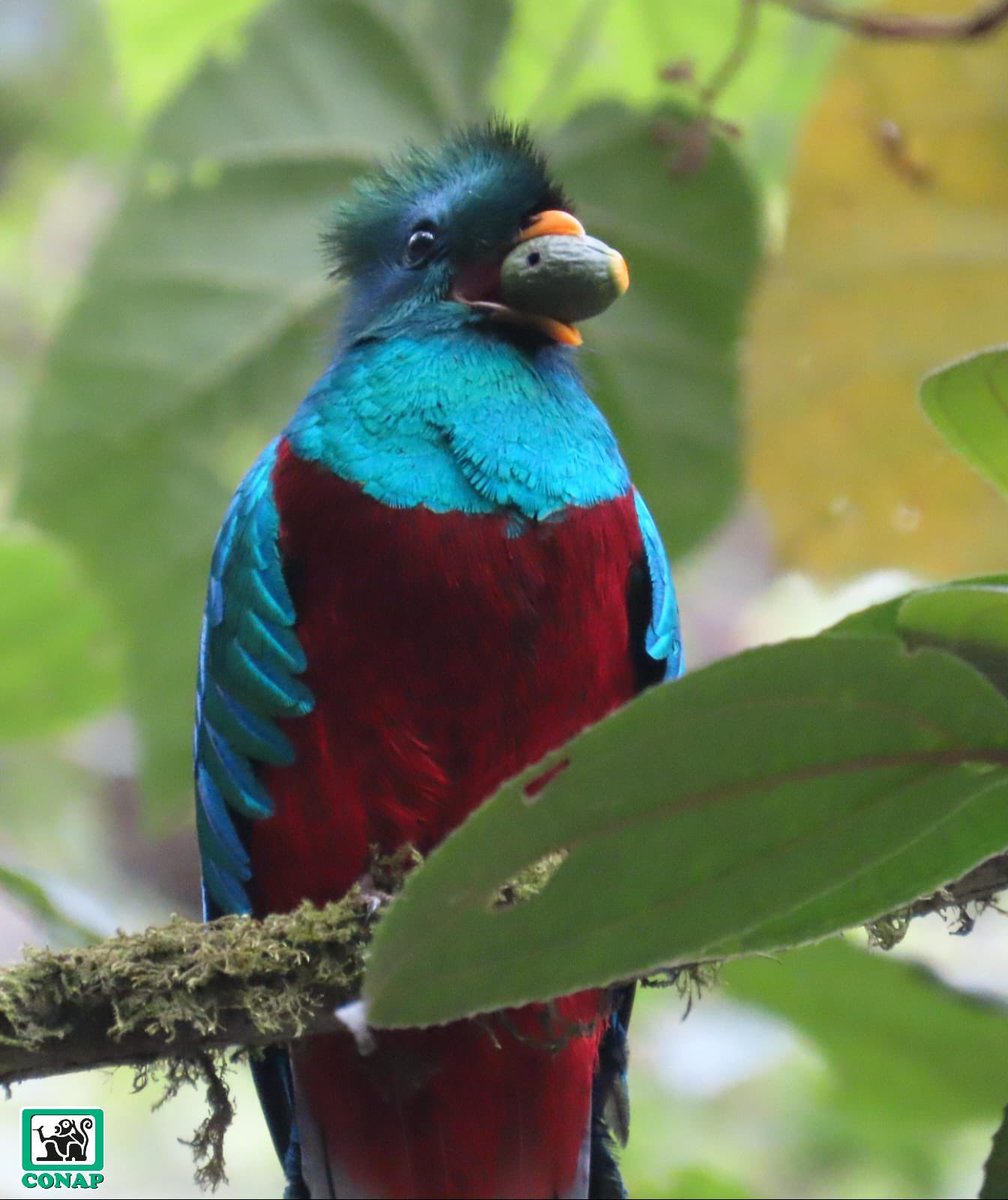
[517,210,587,242]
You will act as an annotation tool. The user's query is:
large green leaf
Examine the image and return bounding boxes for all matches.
[724,939,1008,1128]
[921,346,1008,501]
[18,0,759,815]
[363,636,1008,1028]
[0,528,119,740]
[103,0,272,121]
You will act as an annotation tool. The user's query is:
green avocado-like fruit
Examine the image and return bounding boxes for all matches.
[499,234,628,324]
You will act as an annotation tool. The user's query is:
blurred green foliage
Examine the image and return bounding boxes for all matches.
[724,939,1008,1129]
[0,528,119,739]
[1,2,1007,1199]
[18,0,762,815]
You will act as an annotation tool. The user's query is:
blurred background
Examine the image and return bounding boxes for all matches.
[1,0,1007,1196]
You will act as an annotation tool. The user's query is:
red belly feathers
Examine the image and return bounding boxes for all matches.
[248,438,646,1198]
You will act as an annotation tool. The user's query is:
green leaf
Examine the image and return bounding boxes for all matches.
[921,347,1008,500]
[0,864,99,945]
[824,577,1007,643]
[981,1107,1008,1200]
[898,585,1008,652]
[725,939,1008,1129]
[826,577,1008,696]
[0,529,120,740]
[898,585,1008,695]
[103,0,272,121]
[19,0,759,815]
[551,103,759,555]
[363,636,1008,1028]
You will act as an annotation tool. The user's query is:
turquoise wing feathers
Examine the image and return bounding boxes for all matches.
[633,488,683,681]
[195,439,314,916]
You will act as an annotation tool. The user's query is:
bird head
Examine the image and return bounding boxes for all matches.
[326,120,628,349]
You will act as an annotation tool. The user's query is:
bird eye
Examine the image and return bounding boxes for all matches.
[404,223,437,267]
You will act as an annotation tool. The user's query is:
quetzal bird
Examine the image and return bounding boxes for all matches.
[195,122,681,1200]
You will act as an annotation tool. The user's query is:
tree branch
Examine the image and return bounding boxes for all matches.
[903,851,1008,926]
[913,851,1008,915]
[0,890,375,1090]
[866,853,1008,947]
[1,853,1006,1090]
[765,0,1008,41]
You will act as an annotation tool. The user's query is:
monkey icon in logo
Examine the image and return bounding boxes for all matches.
[34,1115,92,1163]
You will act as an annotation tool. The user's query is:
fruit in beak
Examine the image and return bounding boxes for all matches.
[452,210,630,346]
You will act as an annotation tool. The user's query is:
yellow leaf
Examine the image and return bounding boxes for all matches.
[747,0,1008,579]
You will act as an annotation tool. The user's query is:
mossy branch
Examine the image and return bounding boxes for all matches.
[0,891,375,1090]
[866,851,1008,948]
[0,851,1005,1092]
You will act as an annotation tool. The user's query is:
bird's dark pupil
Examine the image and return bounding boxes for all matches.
[527,251,541,267]
[407,228,436,264]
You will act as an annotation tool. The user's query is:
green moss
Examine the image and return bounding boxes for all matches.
[137,1052,235,1192]
[0,852,427,1068]
[0,851,423,1190]
[865,910,912,951]
[1,897,358,1053]
[494,851,567,908]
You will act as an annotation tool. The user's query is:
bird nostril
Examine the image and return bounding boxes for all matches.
[526,251,541,267]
